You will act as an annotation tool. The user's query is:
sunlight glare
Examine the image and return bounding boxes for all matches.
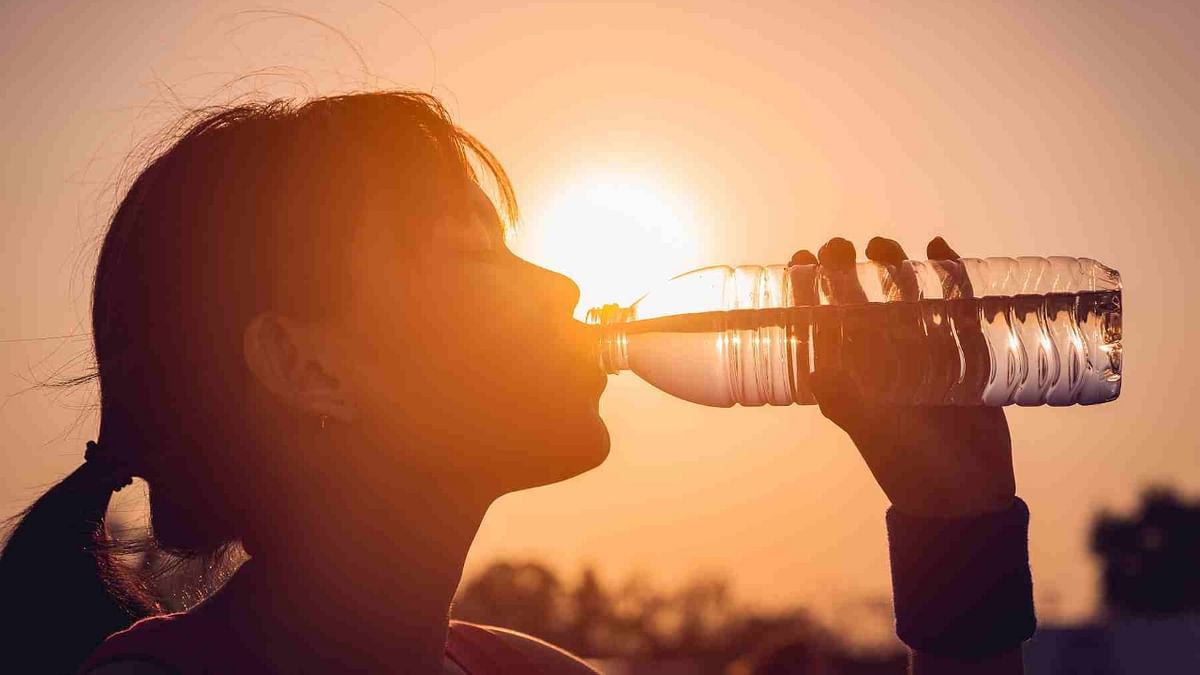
[514,171,706,318]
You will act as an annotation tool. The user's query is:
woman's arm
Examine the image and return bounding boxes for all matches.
[800,236,1031,675]
[911,648,1024,675]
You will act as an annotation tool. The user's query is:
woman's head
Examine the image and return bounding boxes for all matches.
[93,92,609,555]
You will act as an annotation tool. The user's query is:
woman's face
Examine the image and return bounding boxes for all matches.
[333,185,610,496]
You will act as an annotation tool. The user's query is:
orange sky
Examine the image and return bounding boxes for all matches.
[3,1,1199,636]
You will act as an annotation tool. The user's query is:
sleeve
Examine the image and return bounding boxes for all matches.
[886,496,1037,659]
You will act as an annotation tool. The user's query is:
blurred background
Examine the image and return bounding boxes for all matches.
[2,1,1198,673]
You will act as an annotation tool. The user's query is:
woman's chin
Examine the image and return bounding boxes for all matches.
[504,417,611,491]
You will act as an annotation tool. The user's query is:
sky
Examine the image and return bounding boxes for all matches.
[2,0,1198,637]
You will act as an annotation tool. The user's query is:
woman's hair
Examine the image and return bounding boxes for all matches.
[0,91,517,673]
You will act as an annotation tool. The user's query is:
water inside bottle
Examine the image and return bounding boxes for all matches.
[607,290,1121,407]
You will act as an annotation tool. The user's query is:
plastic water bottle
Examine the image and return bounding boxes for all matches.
[587,257,1122,407]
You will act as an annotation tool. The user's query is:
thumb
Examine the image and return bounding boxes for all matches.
[810,368,866,433]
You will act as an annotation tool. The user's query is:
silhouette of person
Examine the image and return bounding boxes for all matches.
[0,92,1034,675]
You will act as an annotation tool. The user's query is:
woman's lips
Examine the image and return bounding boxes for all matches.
[589,366,608,398]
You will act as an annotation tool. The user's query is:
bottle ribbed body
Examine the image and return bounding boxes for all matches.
[587,257,1122,407]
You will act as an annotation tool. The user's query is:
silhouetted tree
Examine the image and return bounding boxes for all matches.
[452,559,835,665]
[656,575,739,657]
[452,560,569,644]
[565,566,612,653]
[1091,487,1200,616]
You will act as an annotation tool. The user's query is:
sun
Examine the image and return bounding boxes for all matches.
[513,170,707,318]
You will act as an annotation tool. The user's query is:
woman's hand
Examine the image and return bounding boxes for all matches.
[792,236,1015,518]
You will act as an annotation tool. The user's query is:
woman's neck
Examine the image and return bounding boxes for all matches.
[227,487,491,674]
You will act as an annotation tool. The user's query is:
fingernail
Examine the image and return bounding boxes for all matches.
[790,250,818,266]
[819,238,856,267]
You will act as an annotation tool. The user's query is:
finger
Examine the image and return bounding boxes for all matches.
[926,236,974,299]
[865,237,908,266]
[817,237,867,304]
[810,368,866,433]
[789,249,818,266]
[926,236,960,261]
[867,236,918,301]
[817,237,857,269]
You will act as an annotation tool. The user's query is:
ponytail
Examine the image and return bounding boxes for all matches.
[0,444,159,674]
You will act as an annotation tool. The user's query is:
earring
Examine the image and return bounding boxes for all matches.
[320,415,328,430]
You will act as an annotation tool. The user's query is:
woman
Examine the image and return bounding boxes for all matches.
[0,92,1034,674]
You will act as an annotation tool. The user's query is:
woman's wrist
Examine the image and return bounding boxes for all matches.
[891,491,1017,519]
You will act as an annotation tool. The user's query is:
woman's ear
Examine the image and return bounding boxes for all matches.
[243,312,355,423]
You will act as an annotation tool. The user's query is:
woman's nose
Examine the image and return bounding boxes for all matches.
[525,262,581,315]
[548,269,581,314]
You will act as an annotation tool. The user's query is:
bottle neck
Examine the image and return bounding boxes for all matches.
[586,303,633,374]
